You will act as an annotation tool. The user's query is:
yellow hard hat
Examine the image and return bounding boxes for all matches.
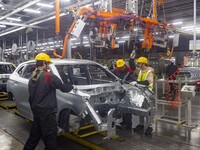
[35,53,52,63]
[137,57,148,64]
[116,59,125,68]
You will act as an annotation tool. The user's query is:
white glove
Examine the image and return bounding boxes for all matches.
[130,81,137,85]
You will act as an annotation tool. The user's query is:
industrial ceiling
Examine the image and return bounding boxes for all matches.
[0,0,199,48]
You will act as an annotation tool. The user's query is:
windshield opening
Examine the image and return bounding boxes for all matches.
[0,64,15,74]
[56,64,116,85]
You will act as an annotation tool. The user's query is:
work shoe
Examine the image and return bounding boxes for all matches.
[126,124,132,130]
[57,127,65,135]
[133,124,144,132]
[145,127,153,135]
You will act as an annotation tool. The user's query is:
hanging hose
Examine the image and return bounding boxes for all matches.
[164,53,189,108]
[162,1,166,22]
[140,0,145,17]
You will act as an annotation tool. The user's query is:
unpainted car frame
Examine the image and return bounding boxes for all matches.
[7,59,155,139]
[0,62,15,93]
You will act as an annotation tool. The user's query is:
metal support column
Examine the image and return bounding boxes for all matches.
[2,38,6,62]
[25,33,28,60]
[20,31,23,62]
[66,37,71,59]
[193,0,196,54]
[35,29,39,57]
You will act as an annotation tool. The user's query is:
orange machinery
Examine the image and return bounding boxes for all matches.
[54,0,171,59]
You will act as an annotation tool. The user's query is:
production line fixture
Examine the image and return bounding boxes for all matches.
[155,77,197,138]
[53,0,176,59]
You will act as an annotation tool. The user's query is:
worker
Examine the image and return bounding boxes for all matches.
[166,61,178,97]
[112,59,133,129]
[166,61,177,79]
[24,53,73,150]
[133,56,154,135]
[57,65,71,84]
[112,59,133,83]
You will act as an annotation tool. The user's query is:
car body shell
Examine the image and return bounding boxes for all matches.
[0,62,15,93]
[7,59,155,138]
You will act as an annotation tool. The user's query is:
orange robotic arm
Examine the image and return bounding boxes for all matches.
[54,7,95,59]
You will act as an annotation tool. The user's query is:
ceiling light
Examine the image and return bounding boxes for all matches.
[6,17,21,22]
[172,22,183,25]
[0,4,3,7]
[23,9,41,14]
[0,8,66,36]
[84,45,90,47]
[0,24,6,28]
[185,27,200,31]
[0,27,25,37]
[122,36,129,39]
[118,41,125,43]
[71,38,78,41]
[83,41,89,44]
[36,3,54,8]
[181,26,194,29]
[168,35,174,38]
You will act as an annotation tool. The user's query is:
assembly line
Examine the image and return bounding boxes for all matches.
[0,0,200,150]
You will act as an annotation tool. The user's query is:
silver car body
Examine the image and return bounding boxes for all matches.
[7,59,155,138]
[0,62,15,93]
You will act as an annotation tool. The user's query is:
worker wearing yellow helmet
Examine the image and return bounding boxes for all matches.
[112,59,134,83]
[35,52,52,64]
[112,59,134,129]
[133,56,154,135]
[24,53,73,149]
[136,56,154,91]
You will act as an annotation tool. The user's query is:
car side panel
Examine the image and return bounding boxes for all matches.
[57,90,87,116]
[7,74,31,119]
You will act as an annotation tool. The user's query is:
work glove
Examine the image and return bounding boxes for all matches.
[137,80,149,86]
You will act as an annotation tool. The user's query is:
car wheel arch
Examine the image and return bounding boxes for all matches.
[57,108,78,132]
[8,92,14,101]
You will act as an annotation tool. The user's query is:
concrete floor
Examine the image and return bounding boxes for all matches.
[0,94,200,150]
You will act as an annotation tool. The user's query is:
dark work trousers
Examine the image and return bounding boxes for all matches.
[24,113,57,150]
[139,100,152,127]
[122,113,132,128]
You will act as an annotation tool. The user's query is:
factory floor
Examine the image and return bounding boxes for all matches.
[0,94,200,150]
